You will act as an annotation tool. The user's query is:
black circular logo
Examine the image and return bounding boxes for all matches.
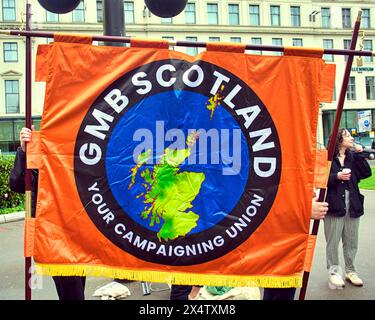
[74,59,281,265]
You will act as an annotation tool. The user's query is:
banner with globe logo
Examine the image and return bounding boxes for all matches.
[28,37,335,287]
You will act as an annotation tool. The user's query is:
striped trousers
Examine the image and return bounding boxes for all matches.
[324,191,360,274]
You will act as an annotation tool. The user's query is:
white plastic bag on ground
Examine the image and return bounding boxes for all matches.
[92,281,131,300]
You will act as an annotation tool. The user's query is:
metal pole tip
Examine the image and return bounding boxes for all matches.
[357,10,362,21]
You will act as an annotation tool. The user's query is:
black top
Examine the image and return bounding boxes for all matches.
[9,147,38,216]
[326,151,371,218]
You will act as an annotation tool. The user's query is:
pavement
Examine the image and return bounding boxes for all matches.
[1,190,375,300]
[0,211,25,224]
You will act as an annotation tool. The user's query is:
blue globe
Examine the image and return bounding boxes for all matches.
[106,90,250,234]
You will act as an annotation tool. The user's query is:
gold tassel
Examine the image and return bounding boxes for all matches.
[35,263,302,288]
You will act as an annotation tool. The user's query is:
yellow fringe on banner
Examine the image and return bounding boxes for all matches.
[35,263,302,288]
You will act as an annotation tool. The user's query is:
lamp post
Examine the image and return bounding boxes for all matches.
[37,0,80,14]
[145,0,187,18]
[103,0,125,47]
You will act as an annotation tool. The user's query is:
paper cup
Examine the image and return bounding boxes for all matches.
[342,168,351,174]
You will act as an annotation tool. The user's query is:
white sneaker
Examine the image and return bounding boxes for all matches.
[328,273,345,290]
[345,272,364,287]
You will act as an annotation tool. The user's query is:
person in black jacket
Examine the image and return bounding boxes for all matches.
[9,126,86,300]
[324,128,372,290]
[262,194,328,300]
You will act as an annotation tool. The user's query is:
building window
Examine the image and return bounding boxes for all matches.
[249,5,260,26]
[46,11,59,22]
[343,39,351,49]
[230,37,241,43]
[0,117,42,154]
[72,0,85,23]
[272,38,283,56]
[186,37,198,56]
[342,8,351,28]
[270,5,281,26]
[290,6,300,27]
[228,4,239,25]
[323,110,375,147]
[185,3,196,24]
[2,0,16,21]
[321,8,330,28]
[323,39,334,62]
[161,17,172,24]
[97,1,103,23]
[251,37,262,55]
[162,36,174,49]
[0,120,14,152]
[3,42,18,62]
[346,77,356,100]
[343,39,351,61]
[162,36,174,41]
[366,77,375,100]
[362,9,371,28]
[124,1,134,24]
[5,80,19,114]
[332,84,336,101]
[364,40,373,63]
[207,3,218,24]
[292,38,303,47]
[209,37,220,42]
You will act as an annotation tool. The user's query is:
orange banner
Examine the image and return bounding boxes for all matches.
[314,149,329,188]
[30,40,335,288]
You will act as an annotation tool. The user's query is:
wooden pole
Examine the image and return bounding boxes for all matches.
[298,10,363,300]
[0,29,373,58]
[24,1,33,301]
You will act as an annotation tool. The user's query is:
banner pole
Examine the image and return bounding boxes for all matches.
[0,30,373,58]
[24,1,33,301]
[298,10,362,300]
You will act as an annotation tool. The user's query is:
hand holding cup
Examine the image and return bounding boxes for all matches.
[338,168,351,181]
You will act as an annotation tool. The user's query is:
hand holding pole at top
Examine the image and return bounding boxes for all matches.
[19,125,34,152]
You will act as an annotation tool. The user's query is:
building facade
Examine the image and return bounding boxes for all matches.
[1,0,375,153]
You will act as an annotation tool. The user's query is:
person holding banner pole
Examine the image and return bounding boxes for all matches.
[262,195,329,300]
[324,128,372,289]
[170,197,329,300]
[9,126,87,300]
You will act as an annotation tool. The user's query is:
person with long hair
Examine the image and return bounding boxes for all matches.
[325,128,372,290]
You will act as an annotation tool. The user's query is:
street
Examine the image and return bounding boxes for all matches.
[1,190,374,300]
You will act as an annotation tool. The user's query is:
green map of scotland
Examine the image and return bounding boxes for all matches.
[128,133,205,242]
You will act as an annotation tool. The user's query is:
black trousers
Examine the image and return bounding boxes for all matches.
[52,276,86,300]
[263,288,296,300]
[170,285,192,300]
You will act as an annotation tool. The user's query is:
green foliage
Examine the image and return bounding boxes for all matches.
[0,155,25,211]
[359,167,375,190]
[0,204,25,215]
